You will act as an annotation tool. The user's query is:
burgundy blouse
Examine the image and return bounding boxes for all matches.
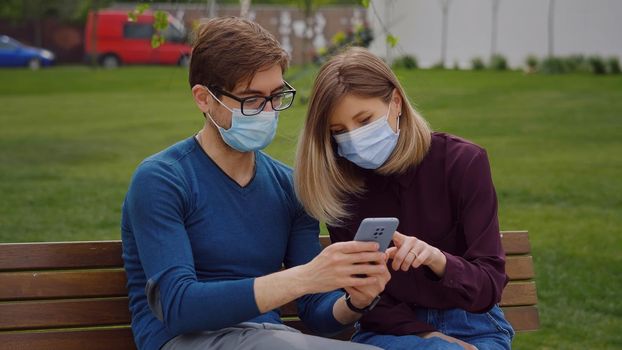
[328,132,508,335]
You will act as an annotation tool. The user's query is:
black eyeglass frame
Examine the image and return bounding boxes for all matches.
[208,80,296,116]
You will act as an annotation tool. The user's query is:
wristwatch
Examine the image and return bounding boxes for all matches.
[344,292,381,314]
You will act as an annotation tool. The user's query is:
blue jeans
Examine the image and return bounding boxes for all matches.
[351,305,514,350]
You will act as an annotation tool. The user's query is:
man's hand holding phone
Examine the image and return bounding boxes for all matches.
[299,241,390,295]
[343,217,399,310]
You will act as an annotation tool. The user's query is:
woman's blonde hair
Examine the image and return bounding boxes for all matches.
[294,47,431,226]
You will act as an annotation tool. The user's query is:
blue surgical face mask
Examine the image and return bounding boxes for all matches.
[333,104,399,170]
[205,88,278,152]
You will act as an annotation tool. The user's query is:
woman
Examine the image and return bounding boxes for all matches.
[294,47,514,350]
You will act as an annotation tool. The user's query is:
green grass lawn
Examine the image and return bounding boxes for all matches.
[0,66,620,348]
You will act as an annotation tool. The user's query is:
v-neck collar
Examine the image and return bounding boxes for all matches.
[192,136,259,193]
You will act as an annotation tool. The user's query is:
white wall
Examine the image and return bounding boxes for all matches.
[368,0,622,68]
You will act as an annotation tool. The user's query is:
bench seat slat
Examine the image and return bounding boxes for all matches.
[0,328,137,350]
[0,269,128,301]
[0,298,131,331]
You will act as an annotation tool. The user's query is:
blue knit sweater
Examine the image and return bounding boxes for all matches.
[121,137,344,350]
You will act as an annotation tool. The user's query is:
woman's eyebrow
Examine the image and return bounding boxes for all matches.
[329,110,369,128]
[352,110,369,119]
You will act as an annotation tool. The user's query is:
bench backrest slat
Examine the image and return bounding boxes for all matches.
[500,231,531,254]
[499,281,538,307]
[505,256,535,280]
[0,269,127,300]
[0,297,131,331]
[2,328,136,350]
[0,241,123,271]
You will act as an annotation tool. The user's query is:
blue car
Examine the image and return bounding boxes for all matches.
[0,35,55,69]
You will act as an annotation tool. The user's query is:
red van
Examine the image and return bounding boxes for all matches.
[84,10,191,68]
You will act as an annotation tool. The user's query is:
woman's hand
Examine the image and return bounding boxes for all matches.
[298,241,390,295]
[386,232,447,277]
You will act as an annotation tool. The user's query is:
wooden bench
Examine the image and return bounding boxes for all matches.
[0,231,539,349]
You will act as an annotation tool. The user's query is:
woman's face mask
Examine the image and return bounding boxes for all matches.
[332,103,399,170]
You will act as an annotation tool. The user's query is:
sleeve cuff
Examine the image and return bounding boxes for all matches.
[424,251,464,289]
[319,291,348,333]
[298,290,347,336]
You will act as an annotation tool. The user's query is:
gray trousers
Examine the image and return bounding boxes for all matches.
[161,322,381,350]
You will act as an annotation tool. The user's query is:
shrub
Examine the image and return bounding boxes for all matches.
[392,55,418,70]
[607,57,621,74]
[471,57,485,70]
[525,55,538,73]
[540,57,566,74]
[489,54,508,71]
[431,61,445,69]
[562,55,589,73]
[588,56,607,75]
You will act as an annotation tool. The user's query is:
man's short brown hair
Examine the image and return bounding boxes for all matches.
[189,17,289,92]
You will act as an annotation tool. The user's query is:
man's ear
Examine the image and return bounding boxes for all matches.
[191,84,211,113]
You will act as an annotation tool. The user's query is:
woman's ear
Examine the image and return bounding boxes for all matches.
[392,90,403,117]
[191,84,211,113]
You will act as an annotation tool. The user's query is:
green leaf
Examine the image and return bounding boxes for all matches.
[151,34,165,49]
[136,4,150,13]
[153,11,169,31]
[386,34,399,48]
[361,0,370,8]
[331,31,346,45]
[128,4,150,22]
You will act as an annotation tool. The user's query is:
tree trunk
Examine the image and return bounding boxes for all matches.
[240,0,252,18]
[490,0,500,61]
[90,0,100,68]
[385,0,393,64]
[547,0,555,57]
[301,0,313,65]
[440,0,451,67]
[208,0,217,18]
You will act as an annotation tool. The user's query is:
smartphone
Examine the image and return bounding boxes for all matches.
[353,217,399,252]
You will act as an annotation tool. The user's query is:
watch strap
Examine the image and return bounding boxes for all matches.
[344,292,381,314]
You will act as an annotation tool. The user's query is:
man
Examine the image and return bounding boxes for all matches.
[121,17,390,350]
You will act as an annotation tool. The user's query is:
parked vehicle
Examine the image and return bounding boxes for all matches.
[84,10,191,68]
[0,35,55,69]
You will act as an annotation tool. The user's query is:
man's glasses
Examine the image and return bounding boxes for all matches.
[209,81,296,116]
